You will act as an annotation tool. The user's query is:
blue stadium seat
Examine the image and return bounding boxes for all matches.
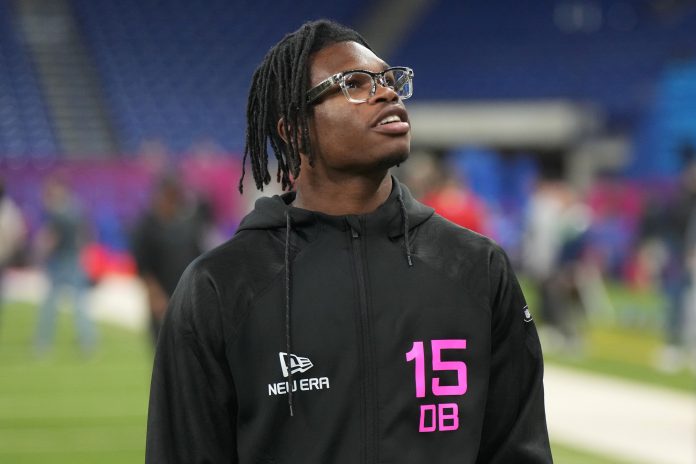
[391,0,696,120]
[0,2,59,157]
[72,0,368,154]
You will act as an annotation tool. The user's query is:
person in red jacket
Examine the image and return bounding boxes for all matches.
[146,19,552,463]
[422,174,490,235]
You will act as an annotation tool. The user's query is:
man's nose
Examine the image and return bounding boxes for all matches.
[369,81,400,103]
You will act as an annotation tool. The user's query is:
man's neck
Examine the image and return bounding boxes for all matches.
[292,172,393,216]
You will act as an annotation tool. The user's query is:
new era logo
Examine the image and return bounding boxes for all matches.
[279,352,313,378]
[268,353,329,396]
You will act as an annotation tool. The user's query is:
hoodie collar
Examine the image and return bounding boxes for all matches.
[236,176,434,239]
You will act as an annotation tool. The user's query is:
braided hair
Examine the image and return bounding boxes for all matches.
[239,20,371,193]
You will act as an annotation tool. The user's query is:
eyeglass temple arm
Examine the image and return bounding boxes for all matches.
[394,74,409,90]
[306,78,336,104]
[393,68,413,89]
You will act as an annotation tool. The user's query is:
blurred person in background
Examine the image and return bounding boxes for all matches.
[34,175,95,356]
[396,151,440,199]
[131,175,205,346]
[146,20,551,463]
[640,143,696,372]
[0,178,27,321]
[522,178,592,353]
[684,182,696,371]
[421,168,489,235]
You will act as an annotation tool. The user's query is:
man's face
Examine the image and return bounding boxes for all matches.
[303,41,411,175]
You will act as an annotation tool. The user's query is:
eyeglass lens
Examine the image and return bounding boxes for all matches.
[343,69,411,101]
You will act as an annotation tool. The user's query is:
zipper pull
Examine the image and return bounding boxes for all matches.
[346,217,361,239]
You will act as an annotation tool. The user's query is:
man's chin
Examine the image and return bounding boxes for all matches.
[378,150,409,170]
[333,149,410,175]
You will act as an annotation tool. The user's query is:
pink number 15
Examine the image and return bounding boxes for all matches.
[405,339,468,398]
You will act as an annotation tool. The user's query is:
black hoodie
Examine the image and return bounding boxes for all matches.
[146,177,552,463]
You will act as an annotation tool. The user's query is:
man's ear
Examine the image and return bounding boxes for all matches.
[277,117,289,145]
[278,117,309,155]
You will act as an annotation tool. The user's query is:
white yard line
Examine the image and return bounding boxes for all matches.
[2,268,148,331]
[545,365,696,464]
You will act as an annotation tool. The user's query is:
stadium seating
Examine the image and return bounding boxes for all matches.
[0,2,58,159]
[1,0,694,168]
[391,0,696,122]
[71,0,367,155]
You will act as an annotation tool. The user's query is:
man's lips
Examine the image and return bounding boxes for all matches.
[371,121,410,135]
[370,105,410,135]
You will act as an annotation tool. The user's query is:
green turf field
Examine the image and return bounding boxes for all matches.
[0,302,151,463]
[0,300,664,463]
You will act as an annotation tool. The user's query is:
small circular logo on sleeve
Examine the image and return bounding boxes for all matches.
[523,305,533,323]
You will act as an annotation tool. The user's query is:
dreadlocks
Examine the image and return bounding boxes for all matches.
[239,20,371,193]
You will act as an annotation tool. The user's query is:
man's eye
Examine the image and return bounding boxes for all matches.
[344,74,370,89]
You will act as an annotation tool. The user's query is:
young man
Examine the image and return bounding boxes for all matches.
[146,20,552,463]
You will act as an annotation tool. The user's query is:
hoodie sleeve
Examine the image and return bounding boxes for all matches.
[476,246,552,463]
[146,261,238,463]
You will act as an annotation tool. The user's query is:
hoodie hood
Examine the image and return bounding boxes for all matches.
[237,176,434,239]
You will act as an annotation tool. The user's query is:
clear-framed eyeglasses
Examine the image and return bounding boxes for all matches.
[306,66,414,104]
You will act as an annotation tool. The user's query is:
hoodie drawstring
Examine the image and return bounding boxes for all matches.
[283,184,413,417]
[397,189,414,267]
[284,211,294,416]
